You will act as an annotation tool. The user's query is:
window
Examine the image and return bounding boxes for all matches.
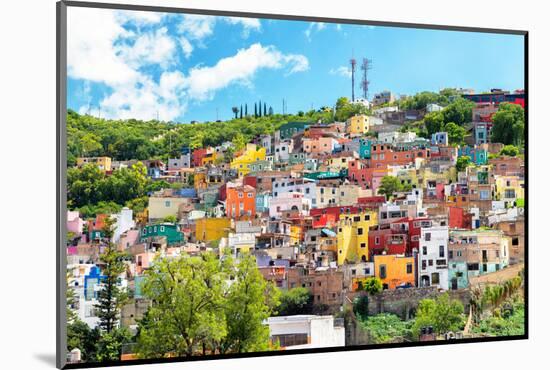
[358,228,364,235]
[379,265,387,279]
[422,246,427,255]
[422,260,427,270]
[360,242,366,249]
[439,245,445,258]
[429,259,433,266]
[425,233,431,241]
[160,226,165,232]
[165,201,171,207]
[449,250,453,259]
[406,263,413,274]
[364,214,370,221]
[375,237,380,245]
[431,273,440,285]
[247,192,253,198]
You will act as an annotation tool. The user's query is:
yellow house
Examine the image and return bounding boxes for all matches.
[195,217,231,243]
[230,143,266,176]
[373,254,415,290]
[202,152,218,166]
[346,115,370,135]
[494,175,524,206]
[419,165,457,188]
[389,166,420,189]
[290,225,302,246]
[337,210,378,265]
[76,156,112,171]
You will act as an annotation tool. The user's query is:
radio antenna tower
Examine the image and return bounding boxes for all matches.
[361,58,372,100]
[350,56,357,102]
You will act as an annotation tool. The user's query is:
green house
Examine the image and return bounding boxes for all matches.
[278,122,310,140]
[140,223,184,245]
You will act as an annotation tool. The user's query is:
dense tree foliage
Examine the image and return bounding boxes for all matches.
[276,287,313,316]
[456,155,472,172]
[399,91,449,110]
[444,122,467,145]
[499,145,520,157]
[491,103,525,146]
[411,293,465,338]
[441,98,476,126]
[67,162,149,211]
[363,277,383,295]
[378,176,412,200]
[136,253,279,358]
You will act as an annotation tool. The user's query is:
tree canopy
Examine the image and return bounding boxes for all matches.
[136,253,279,358]
[378,176,412,200]
[276,287,313,316]
[491,103,525,146]
[412,293,465,338]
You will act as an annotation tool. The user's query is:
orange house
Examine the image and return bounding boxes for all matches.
[373,254,415,289]
[226,185,256,218]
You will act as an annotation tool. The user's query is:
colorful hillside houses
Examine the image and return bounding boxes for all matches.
[66,86,525,356]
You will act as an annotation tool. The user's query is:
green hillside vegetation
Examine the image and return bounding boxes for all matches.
[67,97,369,166]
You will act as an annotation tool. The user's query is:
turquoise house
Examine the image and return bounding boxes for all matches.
[140,223,184,245]
[359,139,372,159]
[255,193,271,213]
[448,262,469,290]
[458,145,488,165]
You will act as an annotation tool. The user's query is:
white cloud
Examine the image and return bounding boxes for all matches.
[305,22,326,41]
[179,36,193,59]
[225,16,261,37]
[68,9,295,122]
[184,43,308,100]
[177,14,262,41]
[177,14,216,40]
[329,66,352,78]
[120,27,177,68]
[68,8,137,86]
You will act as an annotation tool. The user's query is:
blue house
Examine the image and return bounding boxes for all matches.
[84,266,105,301]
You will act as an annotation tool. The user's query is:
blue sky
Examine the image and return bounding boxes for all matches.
[67,7,524,123]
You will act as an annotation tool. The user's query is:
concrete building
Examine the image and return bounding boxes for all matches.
[418,225,449,290]
[266,315,345,349]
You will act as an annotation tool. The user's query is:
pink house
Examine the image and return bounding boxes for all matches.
[269,193,311,218]
[67,211,85,235]
[302,137,338,154]
[118,229,140,251]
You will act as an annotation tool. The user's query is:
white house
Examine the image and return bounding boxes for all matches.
[112,207,135,243]
[269,193,311,218]
[418,224,449,290]
[272,177,317,207]
[274,140,293,162]
[266,315,345,349]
